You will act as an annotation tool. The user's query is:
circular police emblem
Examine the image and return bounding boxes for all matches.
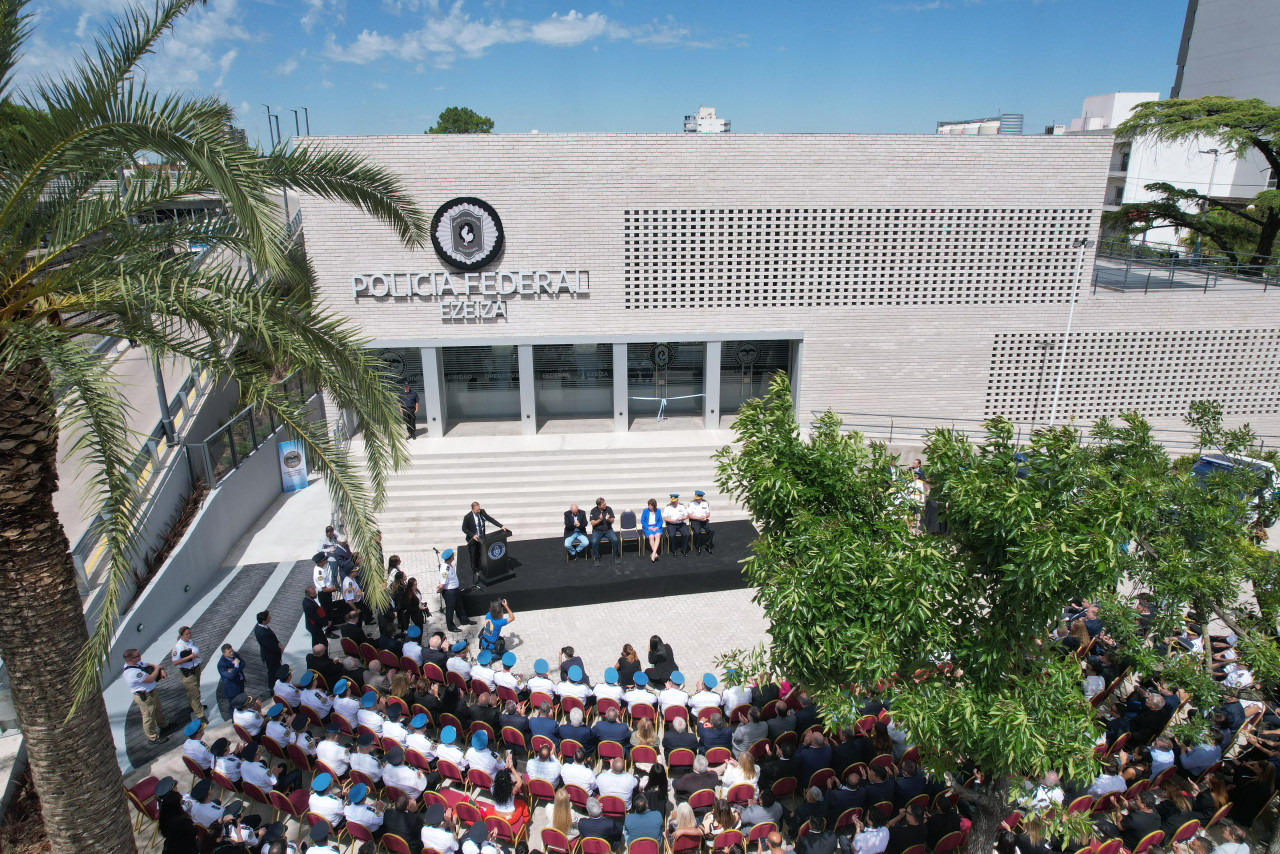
[651,343,677,369]
[430,197,504,271]
[487,541,507,560]
[734,342,760,367]
[378,350,407,384]
[282,450,303,469]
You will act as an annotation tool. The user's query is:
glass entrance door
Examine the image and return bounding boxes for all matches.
[441,345,520,422]
[628,342,705,418]
[719,340,793,415]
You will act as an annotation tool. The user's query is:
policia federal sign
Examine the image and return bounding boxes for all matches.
[351,196,589,321]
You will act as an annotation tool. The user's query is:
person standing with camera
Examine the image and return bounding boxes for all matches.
[123,647,168,743]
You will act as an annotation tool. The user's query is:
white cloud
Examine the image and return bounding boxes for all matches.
[325,1,711,68]
[881,0,947,9]
[276,57,299,76]
[371,80,388,89]
[143,0,250,90]
[301,0,346,33]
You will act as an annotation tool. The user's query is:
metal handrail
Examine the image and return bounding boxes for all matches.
[809,409,1277,455]
[192,372,316,487]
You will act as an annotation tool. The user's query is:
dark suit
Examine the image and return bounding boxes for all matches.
[795,744,833,786]
[893,771,926,809]
[557,722,596,754]
[380,808,423,844]
[697,724,733,754]
[498,712,531,740]
[795,829,838,854]
[578,816,622,846]
[795,704,819,733]
[254,624,282,688]
[926,813,962,850]
[462,508,503,576]
[341,620,372,648]
[529,715,560,745]
[469,703,500,731]
[663,731,699,755]
[423,647,448,671]
[825,784,866,821]
[306,653,345,689]
[862,778,897,812]
[592,720,633,754]
[217,654,245,700]
[886,823,929,854]
[303,595,328,646]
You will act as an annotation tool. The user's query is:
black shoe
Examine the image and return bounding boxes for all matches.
[149,735,169,744]
[447,624,459,632]
[694,549,702,555]
[706,546,714,554]
[460,619,475,626]
[594,557,601,567]
[614,556,621,563]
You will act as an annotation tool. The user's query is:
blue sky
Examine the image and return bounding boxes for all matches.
[15,0,1186,143]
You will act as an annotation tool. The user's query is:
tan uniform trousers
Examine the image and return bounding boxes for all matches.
[132,689,168,740]
[179,665,204,717]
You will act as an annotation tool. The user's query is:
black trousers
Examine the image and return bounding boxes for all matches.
[467,540,483,580]
[307,623,327,648]
[403,409,416,438]
[262,652,282,688]
[666,523,689,553]
[690,520,714,551]
[442,588,468,628]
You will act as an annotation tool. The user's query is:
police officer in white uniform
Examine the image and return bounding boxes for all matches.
[273,666,301,709]
[344,782,383,834]
[446,639,472,680]
[687,489,715,554]
[437,547,469,632]
[316,721,351,776]
[593,667,625,705]
[406,713,437,760]
[122,647,169,743]
[231,693,264,736]
[494,651,524,695]
[331,678,359,729]
[383,744,430,798]
[170,626,206,719]
[471,650,498,690]
[350,732,385,783]
[661,494,691,556]
[356,691,385,736]
[262,703,291,746]
[383,704,410,745]
[299,671,333,718]
[306,807,344,853]
[688,673,721,714]
[421,803,460,854]
[527,658,557,697]
[182,719,214,770]
[657,671,691,711]
[623,672,658,709]
[402,624,424,664]
[288,714,317,757]
[186,779,225,828]
[435,724,468,770]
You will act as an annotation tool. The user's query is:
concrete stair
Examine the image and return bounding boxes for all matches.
[364,433,751,553]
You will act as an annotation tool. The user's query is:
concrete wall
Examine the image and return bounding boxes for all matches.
[1174,0,1280,106]
[103,396,324,667]
[294,133,1279,435]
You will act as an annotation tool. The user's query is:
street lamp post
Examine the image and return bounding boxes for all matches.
[1047,237,1095,428]
[1194,148,1220,257]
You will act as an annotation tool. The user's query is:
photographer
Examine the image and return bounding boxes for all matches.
[479,599,514,656]
[123,647,169,743]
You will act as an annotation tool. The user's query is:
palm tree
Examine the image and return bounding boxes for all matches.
[0,1,428,849]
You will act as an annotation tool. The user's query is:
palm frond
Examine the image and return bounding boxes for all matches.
[0,0,32,102]
[1,326,146,715]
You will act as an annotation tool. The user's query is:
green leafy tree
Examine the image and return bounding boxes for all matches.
[714,377,1278,854]
[1108,97,1280,275]
[426,105,494,134]
[0,1,428,849]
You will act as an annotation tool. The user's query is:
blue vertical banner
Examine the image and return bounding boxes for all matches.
[278,439,309,493]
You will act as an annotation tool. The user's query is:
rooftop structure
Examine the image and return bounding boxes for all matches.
[683,105,730,134]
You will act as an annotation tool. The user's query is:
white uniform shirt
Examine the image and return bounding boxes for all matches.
[274,680,302,707]
[233,708,264,736]
[721,685,749,713]
[689,690,720,713]
[422,825,460,854]
[350,750,384,783]
[264,719,291,745]
[656,688,690,711]
[593,683,624,703]
[240,760,277,790]
[561,762,597,792]
[446,657,472,679]
[189,799,225,828]
[402,641,423,665]
[345,802,383,831]
[171,639,202,670]
[356,708,385,736]
[406,732,437,759]
[215,754,243,782]
[556,680,590,701]
[313,563,329,589]
[527,755,562,784]
[853,827,890,854]
[333,696,360,727]
[309,844,341,854]
[435,741,467,769]
[383,763,428,797]
[123,663,156,694]
[596,770,638,806]
[527,675,557,696]
[316,740,351,775]
[494,670,523,692]
[440,560,460,590]
[309,792,346,826]
[661,503,687,525]
[688,499,711,521]
[464,748,503,778]
[383,719,409,745]
[183,738,214,770]
[342,576,362,604]
[301,688,333,717]
[470,664,497,690]
[623,688,657,708]
[290,731,318,756]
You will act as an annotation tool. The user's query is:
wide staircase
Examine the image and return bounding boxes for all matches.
[365,430,752,554]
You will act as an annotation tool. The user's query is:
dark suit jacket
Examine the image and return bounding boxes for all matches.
[697,724,734,753]
[423,647,449,670]
[795,744,834,785]
[558,722,596,753]
[216,654,245,698]
[462,509,502,540]
[381,808,423,844]
[592,720,633,749]
[795,830,838,854]
[926,813,962,850]
[795,705,819,733]
[862,779,897,811]
[578,816,622,845]
[831,738,865,773]
[886,823,929,854]
[564,509,588,537]
[306,653,345,688]
[825,785,867,820]
[303,597,326,632]
[529,716,559,744]
[469,703,500,730]
[254,624,281,660]
[674,770,721,800]
[663,731,698,755]
[893,771,926,809]
[341,621,371,647]
[498,712,531,739]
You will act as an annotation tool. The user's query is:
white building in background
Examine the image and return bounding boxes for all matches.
[936,114,1023,135]
[1066,91,1273,245]
[683,106,730,134]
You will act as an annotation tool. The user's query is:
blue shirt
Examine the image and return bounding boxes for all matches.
[640,509,663,535]
[480,617,508,650]
[625,810,664,843]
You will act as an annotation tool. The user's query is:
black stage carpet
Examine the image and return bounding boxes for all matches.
[459,520,756,612]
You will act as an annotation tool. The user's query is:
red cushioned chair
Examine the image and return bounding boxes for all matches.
[502,726,529,757]
[383,834,416,854]
[748,822,778,844]
[486,814,528,846]
[712,830,744,852]
[705,746,733,767]
[1126,830,1163,854]
[541,828,574,854]
[600,795,627,820]
[836,808,863,833]
[1066,795,1093,814]
[437,759,466,789]
[725,783,756,806]
[421,662,445,683]
[667,747,695,774]
[670,832,703,854]
[182,756,210,788]
[560,738,585,761]
[565,784,590,811]
[933,831,965,854]
[628,838,660,854]
[467,767,495,792]
[340,637,360,659]
[527,776,557,806]
[687,788,716,813]
[579,837,612,854]
[400,657,421,679]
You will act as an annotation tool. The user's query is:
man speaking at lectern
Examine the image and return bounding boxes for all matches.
[463,501,508,577]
